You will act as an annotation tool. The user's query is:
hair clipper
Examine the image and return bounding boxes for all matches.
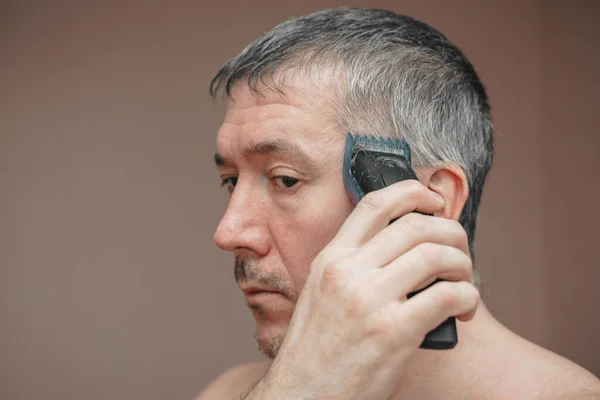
[343,132,458,350]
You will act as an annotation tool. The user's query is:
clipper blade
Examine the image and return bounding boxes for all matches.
[343,132,413,205]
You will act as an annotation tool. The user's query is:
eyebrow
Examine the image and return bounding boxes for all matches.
[214,138,318,169]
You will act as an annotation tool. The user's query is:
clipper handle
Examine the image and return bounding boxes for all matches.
[350,149,457,350]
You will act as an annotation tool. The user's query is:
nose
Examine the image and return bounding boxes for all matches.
[214,180,271,256]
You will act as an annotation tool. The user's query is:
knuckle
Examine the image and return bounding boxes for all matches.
[412,243,474,283]
[404,179,425,198]
[458,252,474,277]
[309,251,333,280]
[434,282,459,309]
[449,218,463,230]
[317,249,360,294]
[398,212,426,233]
[415,242,442,262]
[320,263,343,293]
[450,220,469,244]
[405,181,432,205]
[365,313,395,338]
[359,191,384,211]
[414,243,444,277]
[365,308,422,349]
[464,282,481,303]
[444,250,473,283]
[343,285,372,317]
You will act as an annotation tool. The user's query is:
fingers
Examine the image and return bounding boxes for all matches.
[385,281,480,341]
[331,180,445,248]
[353,213,470,269]
[406,280,480,325]
[374,244,473,301]
[317,177,478,347]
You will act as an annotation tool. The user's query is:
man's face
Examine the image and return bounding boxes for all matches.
[214,80,354,358]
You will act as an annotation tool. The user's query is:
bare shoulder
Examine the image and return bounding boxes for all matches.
[538,358,600,400]
[558,387,600,400]
[468,319,600,400]
[194,361,270,400]
[513,342,600,399]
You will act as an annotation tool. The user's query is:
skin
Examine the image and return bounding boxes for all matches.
[197,77,600,400]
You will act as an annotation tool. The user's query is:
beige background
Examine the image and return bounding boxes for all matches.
[1,1,599,399]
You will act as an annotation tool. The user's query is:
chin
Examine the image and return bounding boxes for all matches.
[254,318,289,359]
[246,293,295,359]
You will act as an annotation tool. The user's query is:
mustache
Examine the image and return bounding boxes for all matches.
[234,256,293,299]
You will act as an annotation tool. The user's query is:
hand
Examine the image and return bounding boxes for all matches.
[246,180,480,400]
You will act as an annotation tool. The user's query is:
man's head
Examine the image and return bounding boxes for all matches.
[211,8,494,358]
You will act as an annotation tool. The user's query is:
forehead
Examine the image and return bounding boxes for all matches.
[216,79,343,164]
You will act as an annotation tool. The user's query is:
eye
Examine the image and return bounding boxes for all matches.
[220,176,238,193]
[271,176,299,189]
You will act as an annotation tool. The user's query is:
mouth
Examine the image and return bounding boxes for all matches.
[241,286,279,296]
[240,285,284,302]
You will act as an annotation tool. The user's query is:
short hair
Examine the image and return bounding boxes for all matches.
[210,8,494,286]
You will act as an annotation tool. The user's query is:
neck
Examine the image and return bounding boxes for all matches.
[391,302,512,399]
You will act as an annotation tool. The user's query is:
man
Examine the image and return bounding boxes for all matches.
[197,8,600,399]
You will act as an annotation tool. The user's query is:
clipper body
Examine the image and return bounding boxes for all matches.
[343,133,458,350]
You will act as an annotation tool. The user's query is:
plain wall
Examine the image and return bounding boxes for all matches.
[1,1,598,399]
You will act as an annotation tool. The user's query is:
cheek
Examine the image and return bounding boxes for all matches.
[274,187,355,291]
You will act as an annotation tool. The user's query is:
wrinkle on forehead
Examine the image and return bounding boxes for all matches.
[217,78,345,169]
[223,102,305,128]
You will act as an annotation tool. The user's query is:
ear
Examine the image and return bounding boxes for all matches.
[417,165,469,220]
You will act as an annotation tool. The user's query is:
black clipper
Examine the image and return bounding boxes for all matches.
[343,133,458,350]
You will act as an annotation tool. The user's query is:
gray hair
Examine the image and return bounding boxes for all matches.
[210,8,494,286]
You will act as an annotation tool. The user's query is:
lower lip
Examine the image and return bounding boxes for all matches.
[244,291,281,301]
